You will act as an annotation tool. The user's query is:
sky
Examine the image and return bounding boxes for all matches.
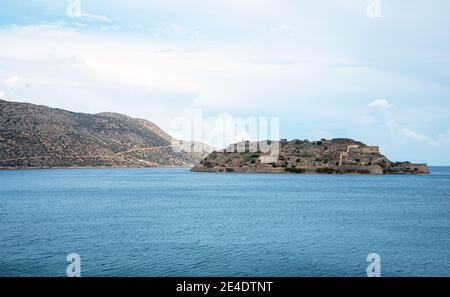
[0,0,449,165]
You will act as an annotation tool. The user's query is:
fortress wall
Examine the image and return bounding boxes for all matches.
[330,165,384,174]
[361,146,379,153]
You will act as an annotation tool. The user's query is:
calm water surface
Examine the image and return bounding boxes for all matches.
[0,167,449,276]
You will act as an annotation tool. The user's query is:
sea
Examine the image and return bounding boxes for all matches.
[0,167,449,276]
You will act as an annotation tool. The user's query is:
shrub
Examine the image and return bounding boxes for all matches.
[316,167,335,174]
[241,153,253,162]
[323,154,334,161]
[285,167,306,173]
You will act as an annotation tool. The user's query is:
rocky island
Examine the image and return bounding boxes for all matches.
[192,138,429,174]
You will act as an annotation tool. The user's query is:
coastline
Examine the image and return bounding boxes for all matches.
[191,165,430,175]
[0,165,194,170]
[1,165,440,174]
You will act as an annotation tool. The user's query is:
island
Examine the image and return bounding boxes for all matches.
[192,138,430,174]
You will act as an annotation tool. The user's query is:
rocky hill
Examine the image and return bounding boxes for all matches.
[192,138,429,174]
[0,99,213,169]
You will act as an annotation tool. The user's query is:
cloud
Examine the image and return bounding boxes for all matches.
[0,90,4,98]
[401,128,429,142]
[379,110,429,143]
[368,99,394,109]
[269,24,294,35]
[77,13,111,23]
[4,76,19,88]
[8,23,82,38]
[368,101,449,145]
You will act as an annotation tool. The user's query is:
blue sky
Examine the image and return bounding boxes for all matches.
[0,0,449,164]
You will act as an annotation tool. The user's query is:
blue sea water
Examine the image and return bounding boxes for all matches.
[0,167,449,277]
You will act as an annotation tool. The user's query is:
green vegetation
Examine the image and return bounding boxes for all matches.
[201,160,213,168]
[378,160,388,173]
[240,152,260,162]
[323,154,334,162]
[316,167,335,174]
[285,167,306,173]
[316,167,371,174]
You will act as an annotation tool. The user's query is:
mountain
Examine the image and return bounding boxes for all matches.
[0,99,213,169]
[192,138,429,174]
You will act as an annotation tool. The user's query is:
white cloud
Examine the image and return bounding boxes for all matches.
[0,90,4,98]
[385,116,429,143]
[368,99,394,109]
[4,76,19,88]
[401,128,428,142]
[0,22,363,118]
[78,12,111,23]
[1,23,443,119]
[369,102,448,145]
[269,24,294,35]
[8,23,82,38]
